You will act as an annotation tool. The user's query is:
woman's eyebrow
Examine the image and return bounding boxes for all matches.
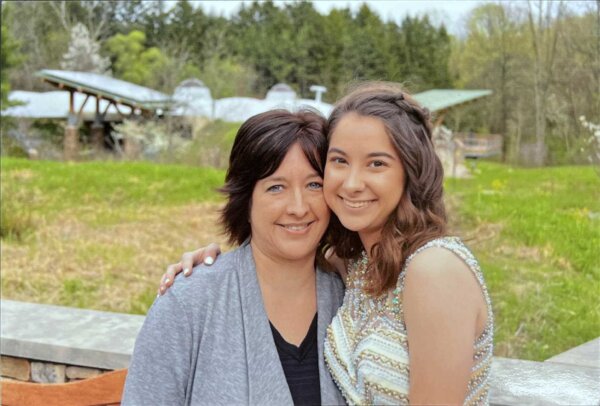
[264,173,321,182]
[263,176,287,182]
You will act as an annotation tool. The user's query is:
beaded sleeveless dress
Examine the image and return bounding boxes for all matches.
[324,237,494,405]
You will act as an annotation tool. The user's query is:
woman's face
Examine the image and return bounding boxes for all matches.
[324,112,405,247]
[250,143,330,263]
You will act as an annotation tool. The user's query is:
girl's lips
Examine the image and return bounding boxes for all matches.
[340,197,376,209]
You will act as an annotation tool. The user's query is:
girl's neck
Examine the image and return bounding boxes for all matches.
[358,229,382,258]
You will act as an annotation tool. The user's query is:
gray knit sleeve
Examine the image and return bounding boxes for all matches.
[122,292,194,405]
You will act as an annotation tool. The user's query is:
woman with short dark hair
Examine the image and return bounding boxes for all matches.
[123,110,346,405]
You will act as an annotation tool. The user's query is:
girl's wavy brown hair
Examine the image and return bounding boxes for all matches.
[325,82,447,296]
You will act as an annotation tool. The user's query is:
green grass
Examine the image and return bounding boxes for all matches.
[1,157,225,218]
[1,158,598,361]
[1,157,228,316]
[446,162,600,360]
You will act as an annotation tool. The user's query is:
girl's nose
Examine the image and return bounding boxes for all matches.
[342,168,365,193]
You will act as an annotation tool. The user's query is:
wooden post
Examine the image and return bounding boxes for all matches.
[91,96,104,151]
[64,90,79,160]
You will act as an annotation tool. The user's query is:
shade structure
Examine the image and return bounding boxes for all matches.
[35,69,171,112]
[413,89,492,113]
[3,90,131,120]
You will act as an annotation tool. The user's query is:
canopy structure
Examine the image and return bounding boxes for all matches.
[36,69,171,113]
[22,70,173,159]
[4,91,131,120]
[413,89,492,126]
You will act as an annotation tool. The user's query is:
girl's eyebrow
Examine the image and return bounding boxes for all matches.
[327,147,346,155]
[328,147,396,161]
[367,152,396,160]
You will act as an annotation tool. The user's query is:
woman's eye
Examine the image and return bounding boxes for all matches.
[308,182,323,190]
[267,185,283,192]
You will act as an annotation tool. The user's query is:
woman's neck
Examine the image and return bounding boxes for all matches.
[250,241,317,346]
[250,243,317,291]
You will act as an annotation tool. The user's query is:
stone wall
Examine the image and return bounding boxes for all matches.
[1,355,107,383]
[1,299,144,382]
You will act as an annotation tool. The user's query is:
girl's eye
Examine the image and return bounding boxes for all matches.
[369,160,387,168]
[308,181,323,190]
[329,156,347,165]
[267,185,283,192]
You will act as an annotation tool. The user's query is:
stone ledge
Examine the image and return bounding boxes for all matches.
[490,357,600,405]
[545,337,600,369]
[2,299,599,404]
[0,300,144,370]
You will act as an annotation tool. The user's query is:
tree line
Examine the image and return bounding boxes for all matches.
[1,0,597,165]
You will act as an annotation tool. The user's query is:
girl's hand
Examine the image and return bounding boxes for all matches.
[157,243,222,295]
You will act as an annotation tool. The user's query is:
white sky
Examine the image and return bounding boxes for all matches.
[190,1,488,35]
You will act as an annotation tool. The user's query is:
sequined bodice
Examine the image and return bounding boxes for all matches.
[324,237,494,405]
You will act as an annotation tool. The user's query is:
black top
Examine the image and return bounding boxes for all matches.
[270,313,321,406]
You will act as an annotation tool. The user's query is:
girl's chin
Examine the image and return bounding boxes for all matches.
[336,218,365,233]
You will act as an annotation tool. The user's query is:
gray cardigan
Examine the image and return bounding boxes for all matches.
[122,242,346,405]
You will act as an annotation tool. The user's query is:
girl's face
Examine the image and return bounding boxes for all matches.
[324,113,406,250]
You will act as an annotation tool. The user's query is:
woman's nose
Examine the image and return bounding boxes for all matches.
[286,189,309,217]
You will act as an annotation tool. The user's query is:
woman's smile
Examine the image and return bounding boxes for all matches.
[278,221,315,233]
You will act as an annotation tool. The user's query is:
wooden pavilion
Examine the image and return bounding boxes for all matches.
[35,70,172,159]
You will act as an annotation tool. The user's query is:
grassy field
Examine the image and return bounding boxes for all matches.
[445,162,599,360]
[2,157,598,361]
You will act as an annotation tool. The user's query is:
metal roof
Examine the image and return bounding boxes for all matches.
[3,90,131,119]
[35,69,172,111]
[413,89,492,112]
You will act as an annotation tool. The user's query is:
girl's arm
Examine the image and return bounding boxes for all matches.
[402,247,486,405]
[159,244,346,294]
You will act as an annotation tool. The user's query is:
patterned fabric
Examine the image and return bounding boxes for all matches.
[324,237,494,405]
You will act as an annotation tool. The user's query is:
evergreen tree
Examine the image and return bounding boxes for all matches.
[1,24,20,108]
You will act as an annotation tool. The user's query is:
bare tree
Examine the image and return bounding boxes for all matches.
[526,0,565,165]
[47,1,112,40]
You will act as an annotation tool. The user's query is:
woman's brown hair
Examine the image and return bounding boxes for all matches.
[326,82,447,296]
